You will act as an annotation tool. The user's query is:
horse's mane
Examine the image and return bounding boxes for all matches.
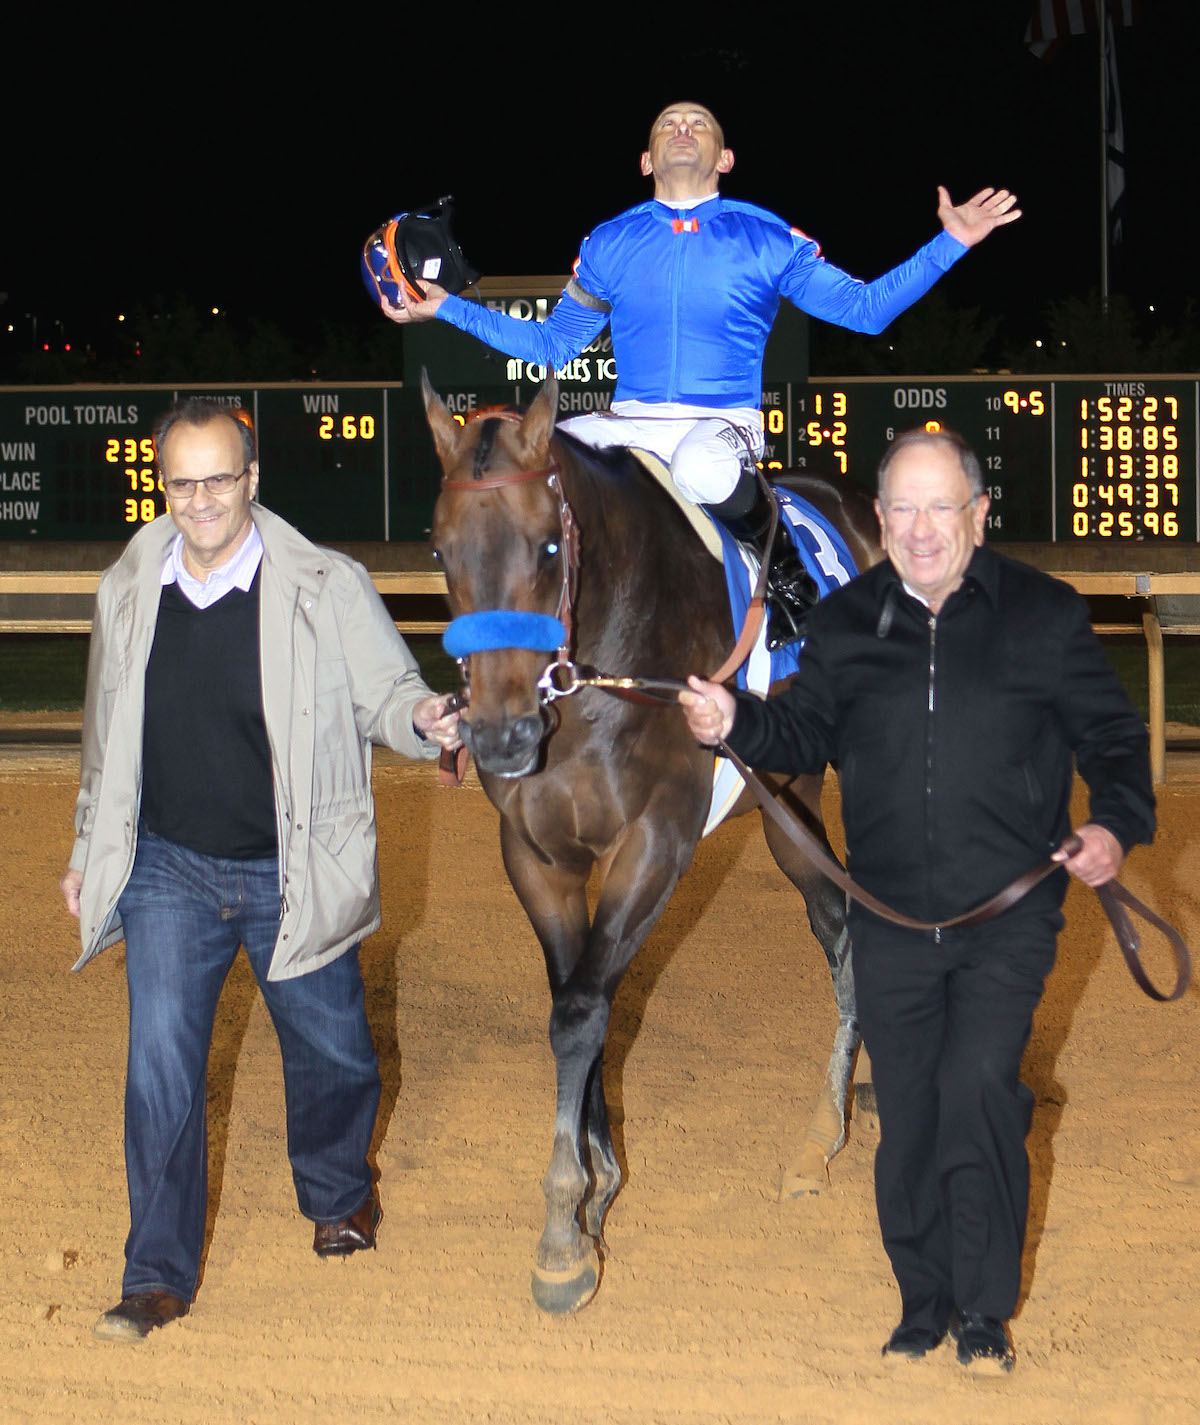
[548,425,693,521]
[551,426,661,481]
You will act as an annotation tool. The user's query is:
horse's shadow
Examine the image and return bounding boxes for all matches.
[600,813,761,1186]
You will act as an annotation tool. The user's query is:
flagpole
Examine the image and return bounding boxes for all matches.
[1099,6,1110,314]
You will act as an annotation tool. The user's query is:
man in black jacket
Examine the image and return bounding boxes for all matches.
[679,428,1155,1375]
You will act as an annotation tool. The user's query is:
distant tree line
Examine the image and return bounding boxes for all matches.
[5,292,1199,387]
[2,299,404,386]
[811,290,1200,376]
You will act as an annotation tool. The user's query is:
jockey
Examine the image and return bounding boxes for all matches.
[383,102,1020,648]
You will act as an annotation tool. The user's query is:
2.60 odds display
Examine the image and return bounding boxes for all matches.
[1,377,1197,544]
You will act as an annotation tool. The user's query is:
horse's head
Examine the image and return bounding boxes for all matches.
[425,373,570,778]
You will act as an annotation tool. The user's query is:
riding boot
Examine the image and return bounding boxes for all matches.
[704,472,819,650]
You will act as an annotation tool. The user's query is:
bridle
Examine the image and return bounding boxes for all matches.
[439,410,582,701]
[439,409,768,707]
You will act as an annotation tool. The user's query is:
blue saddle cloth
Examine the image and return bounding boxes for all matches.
[708,487,861,688]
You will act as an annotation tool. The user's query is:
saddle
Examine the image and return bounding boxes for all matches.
[629,451,859,687]
[627,452,861,836]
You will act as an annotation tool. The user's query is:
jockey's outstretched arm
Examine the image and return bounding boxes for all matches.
[383,280,609,372]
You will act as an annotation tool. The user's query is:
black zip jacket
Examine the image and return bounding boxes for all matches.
[726,545,1156,924]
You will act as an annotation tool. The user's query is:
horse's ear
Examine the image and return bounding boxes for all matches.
[516,376,558,463]
[421,368,464,463]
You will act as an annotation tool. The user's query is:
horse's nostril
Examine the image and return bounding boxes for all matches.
[463,713,547,776]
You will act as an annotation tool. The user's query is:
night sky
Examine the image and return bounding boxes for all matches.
[7,1,1199,361]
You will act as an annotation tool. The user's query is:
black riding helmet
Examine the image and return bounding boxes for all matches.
[361,196,480,307]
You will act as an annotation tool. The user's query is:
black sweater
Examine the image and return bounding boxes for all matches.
[141,575,277,860]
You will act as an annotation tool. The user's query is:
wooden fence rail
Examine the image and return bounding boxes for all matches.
[2,567,1199,784]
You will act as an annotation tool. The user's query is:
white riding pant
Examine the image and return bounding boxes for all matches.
[558,402,764,504]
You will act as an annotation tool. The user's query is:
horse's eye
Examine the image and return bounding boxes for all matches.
[539,541,560,565]
[431,548,443,563]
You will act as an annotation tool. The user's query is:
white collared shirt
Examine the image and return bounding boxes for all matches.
[162,522,264,610]
[658,191,720,212]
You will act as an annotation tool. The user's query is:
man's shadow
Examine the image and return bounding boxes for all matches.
[1017,880,1120,1310]
[360,767,439,1169]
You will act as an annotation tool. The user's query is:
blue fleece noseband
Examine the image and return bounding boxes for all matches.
[443,610,567,659]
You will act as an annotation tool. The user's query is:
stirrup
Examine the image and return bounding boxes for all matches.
[764,584,809,650]
[703,474,816,650]
[763,545,818,650]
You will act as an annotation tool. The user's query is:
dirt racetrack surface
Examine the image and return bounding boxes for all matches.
[1,748,1198,1425]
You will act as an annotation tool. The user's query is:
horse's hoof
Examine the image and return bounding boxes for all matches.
[780,1142,829,1199]
[853,1081,877,1113]
[781,1173,824,1198]
[853,1082,879,1131]
[531,1249,601,1315]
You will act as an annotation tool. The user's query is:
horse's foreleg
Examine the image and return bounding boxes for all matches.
[534,978,613,1314]
[538,813,698,1312]
[498,823,607,1314]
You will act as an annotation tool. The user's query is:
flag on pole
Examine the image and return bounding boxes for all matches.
[1025,0,1134,261]
[1105,12,1126,243]
[1024,0,1135,61]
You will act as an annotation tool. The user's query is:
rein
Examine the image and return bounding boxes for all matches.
[534,667,1191,1004]
[431,413,1190,1002]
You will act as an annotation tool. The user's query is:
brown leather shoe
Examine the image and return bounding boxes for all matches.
[313,1193,382,1257]
[93,1291,190,1342]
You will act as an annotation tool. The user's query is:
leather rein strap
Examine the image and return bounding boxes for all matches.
[544,671,1191,1004]
[716,737,1191,1004]
[429,423,1190,1001]
[708,470,775,686]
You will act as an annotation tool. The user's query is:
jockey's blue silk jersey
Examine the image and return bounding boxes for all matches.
[435,197,968,410]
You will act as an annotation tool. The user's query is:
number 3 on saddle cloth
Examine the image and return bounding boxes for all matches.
[634,452,860,837]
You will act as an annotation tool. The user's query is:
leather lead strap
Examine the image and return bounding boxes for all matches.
[717,739,1191,1003]
[428,427,1189,1002]
[437,691,470,787]
[1094,881,1192,1002]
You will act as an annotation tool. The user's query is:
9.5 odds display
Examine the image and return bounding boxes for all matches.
[1,378,1197,543]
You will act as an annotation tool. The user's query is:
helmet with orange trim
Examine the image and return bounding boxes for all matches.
[360,196,479,308]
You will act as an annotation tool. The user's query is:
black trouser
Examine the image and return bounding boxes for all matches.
[850,906,1060,1329]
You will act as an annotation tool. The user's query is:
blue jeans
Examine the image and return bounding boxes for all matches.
[116,828,381,1300]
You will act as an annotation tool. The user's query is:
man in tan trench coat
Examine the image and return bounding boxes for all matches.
[61,398,460,1342]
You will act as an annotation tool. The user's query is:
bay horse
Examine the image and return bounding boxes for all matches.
[424,374,882,1315]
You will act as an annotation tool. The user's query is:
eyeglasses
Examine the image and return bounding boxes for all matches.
[162,467,250,501]
[881,497,977,529]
